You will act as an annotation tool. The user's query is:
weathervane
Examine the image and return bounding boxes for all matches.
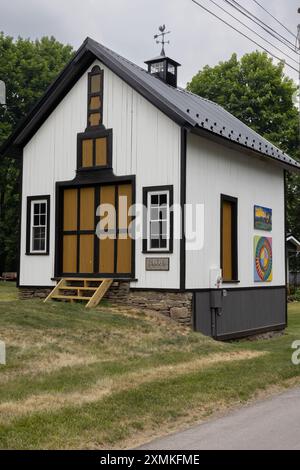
[154,25,171,57]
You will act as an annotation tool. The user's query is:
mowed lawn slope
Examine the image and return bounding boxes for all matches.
[0,282,300,449]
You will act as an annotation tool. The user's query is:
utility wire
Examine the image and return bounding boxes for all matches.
[227,0,296,47]
[225,0,297,52]
[252,0,296,40]
[207,0,298,65]
[296,25,300,148]
[191,0,299,73]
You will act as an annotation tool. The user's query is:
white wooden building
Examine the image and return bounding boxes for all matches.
[2,37,300,339]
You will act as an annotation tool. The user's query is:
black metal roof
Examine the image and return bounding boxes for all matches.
[1,37,299,172]
[144,55,181,66]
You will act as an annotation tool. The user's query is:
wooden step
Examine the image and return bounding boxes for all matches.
[44,277,113,308]
[52,295,92,301]
[58,286,97,291]
[44,278,65,303]
[86,279,113,308]
[57,290,94,298]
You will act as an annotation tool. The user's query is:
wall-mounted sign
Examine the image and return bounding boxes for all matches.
[254,205,272,231]
[145,258,170,271]
[254,236,273,282]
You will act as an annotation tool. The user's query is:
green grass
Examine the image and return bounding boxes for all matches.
[0,281,300,449]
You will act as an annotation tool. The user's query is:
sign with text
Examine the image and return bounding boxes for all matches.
[145,258,170,271]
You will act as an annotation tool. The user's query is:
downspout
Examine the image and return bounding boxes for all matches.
[16,151,23,288]
[180,126,188,292]
[284,169,288,327]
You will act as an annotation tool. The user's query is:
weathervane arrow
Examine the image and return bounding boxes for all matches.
[154,24,171,56]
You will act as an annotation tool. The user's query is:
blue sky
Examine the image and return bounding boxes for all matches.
[0,0,298,87]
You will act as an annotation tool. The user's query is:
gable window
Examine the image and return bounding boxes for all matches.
[143,186,173,253]
[221,194,238,282]
[87,65,103,129]
[26,196,50,255]
[77,129,112,170]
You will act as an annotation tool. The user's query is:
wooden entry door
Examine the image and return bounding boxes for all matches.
[61,183,133,277]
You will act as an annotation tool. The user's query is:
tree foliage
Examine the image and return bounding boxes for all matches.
[0,33,73,272]
[187,51,300,238]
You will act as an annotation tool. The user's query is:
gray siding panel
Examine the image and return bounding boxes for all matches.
[194,291,211,336]
[194,287,286,340]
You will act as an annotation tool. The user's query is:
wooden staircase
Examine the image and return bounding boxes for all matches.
[44,278,113,308]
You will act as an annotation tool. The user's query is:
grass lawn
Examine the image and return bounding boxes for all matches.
[0,281,300,449]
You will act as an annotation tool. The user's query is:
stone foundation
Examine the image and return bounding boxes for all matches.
[18,281,193,326]
[19,287,52,300]
[104,282,193,325]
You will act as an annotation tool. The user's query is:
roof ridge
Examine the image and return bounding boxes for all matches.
[88,38,186,93]
[88,39,147,74]
[2,36,299,172]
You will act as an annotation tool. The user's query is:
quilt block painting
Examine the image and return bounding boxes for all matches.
[254,236,273,282]
[254,205,272,231]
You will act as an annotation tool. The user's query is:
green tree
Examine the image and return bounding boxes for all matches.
[187,51,300,237]
[0,34,73,272]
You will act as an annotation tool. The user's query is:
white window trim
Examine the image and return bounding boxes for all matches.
[30,199,48,254]
[147,190,170,252]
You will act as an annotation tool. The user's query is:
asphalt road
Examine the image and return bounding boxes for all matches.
[139,387,300,450]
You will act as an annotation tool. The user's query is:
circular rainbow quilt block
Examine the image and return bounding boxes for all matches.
[254,236,272,282]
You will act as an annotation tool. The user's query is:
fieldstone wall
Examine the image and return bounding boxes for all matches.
[19,287,52,300]
[104,282,193,325]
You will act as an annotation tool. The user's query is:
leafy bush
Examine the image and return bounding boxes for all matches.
[288,288,300,303]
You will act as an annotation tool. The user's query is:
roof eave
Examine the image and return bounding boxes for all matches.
[287,236,300,250]
[0,38,196,158]
[0,39,95,157]
[191,125,300,174]
[0,143,22,159]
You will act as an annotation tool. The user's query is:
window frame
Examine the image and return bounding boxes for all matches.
[143,185,173,254]
[150,62,164,74]
[87,65,104,130]
[167,63,175,75]
[220,194,239,283]
[77,128,112,171]
[26,195,50,256]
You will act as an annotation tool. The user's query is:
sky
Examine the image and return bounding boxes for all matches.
[0,0,299,87]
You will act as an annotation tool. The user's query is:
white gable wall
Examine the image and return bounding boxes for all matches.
[20,60,181,288]
[186,133,285,289]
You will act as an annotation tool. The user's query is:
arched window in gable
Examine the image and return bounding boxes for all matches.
[87,65,103,128]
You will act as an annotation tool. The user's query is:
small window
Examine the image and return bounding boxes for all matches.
[168,64,175,75]
[77,129,112,170]
[151,62,164,74]
[143,186,173,253]
[26,196,50,255]
[221,195,238,282]
[87,65,103,129]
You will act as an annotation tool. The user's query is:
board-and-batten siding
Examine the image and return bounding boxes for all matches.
[185,133,285,289]
[20,60,181,288]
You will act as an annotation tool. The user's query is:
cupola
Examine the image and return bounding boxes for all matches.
[145,25,181,88]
